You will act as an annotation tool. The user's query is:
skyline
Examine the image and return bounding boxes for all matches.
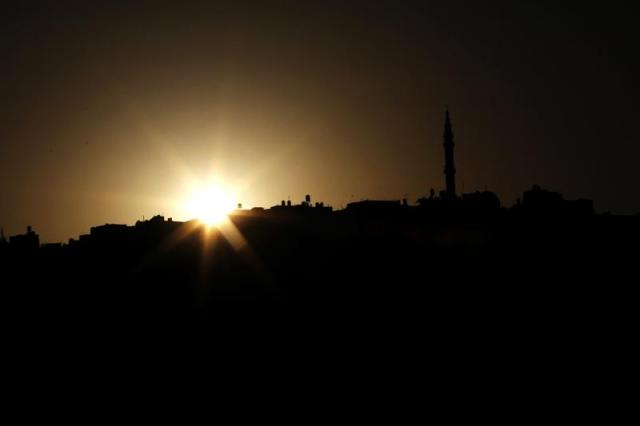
[1,109,607,245]
[2,2,639,242]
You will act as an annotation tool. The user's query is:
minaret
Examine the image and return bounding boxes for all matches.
[443,109,456,198]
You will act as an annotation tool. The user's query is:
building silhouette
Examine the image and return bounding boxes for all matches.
[8,225,39,252]
[518,185,594,217]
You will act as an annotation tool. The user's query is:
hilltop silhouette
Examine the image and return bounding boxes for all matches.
[1,111,637,338]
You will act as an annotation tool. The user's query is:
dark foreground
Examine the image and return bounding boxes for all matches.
[3,209,636,333]
[1,209,637,413]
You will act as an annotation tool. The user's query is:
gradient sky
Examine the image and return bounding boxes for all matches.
[2,1,638,242]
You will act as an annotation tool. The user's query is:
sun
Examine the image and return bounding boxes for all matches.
[184,185,237,227]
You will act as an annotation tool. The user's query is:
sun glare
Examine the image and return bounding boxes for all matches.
[185,185,237,227]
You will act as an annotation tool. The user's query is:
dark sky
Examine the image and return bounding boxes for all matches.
[1,1,638,242]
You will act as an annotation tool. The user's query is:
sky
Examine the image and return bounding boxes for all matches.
[1,1,638,242]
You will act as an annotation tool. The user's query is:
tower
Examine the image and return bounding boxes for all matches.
[443,109,456,198]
